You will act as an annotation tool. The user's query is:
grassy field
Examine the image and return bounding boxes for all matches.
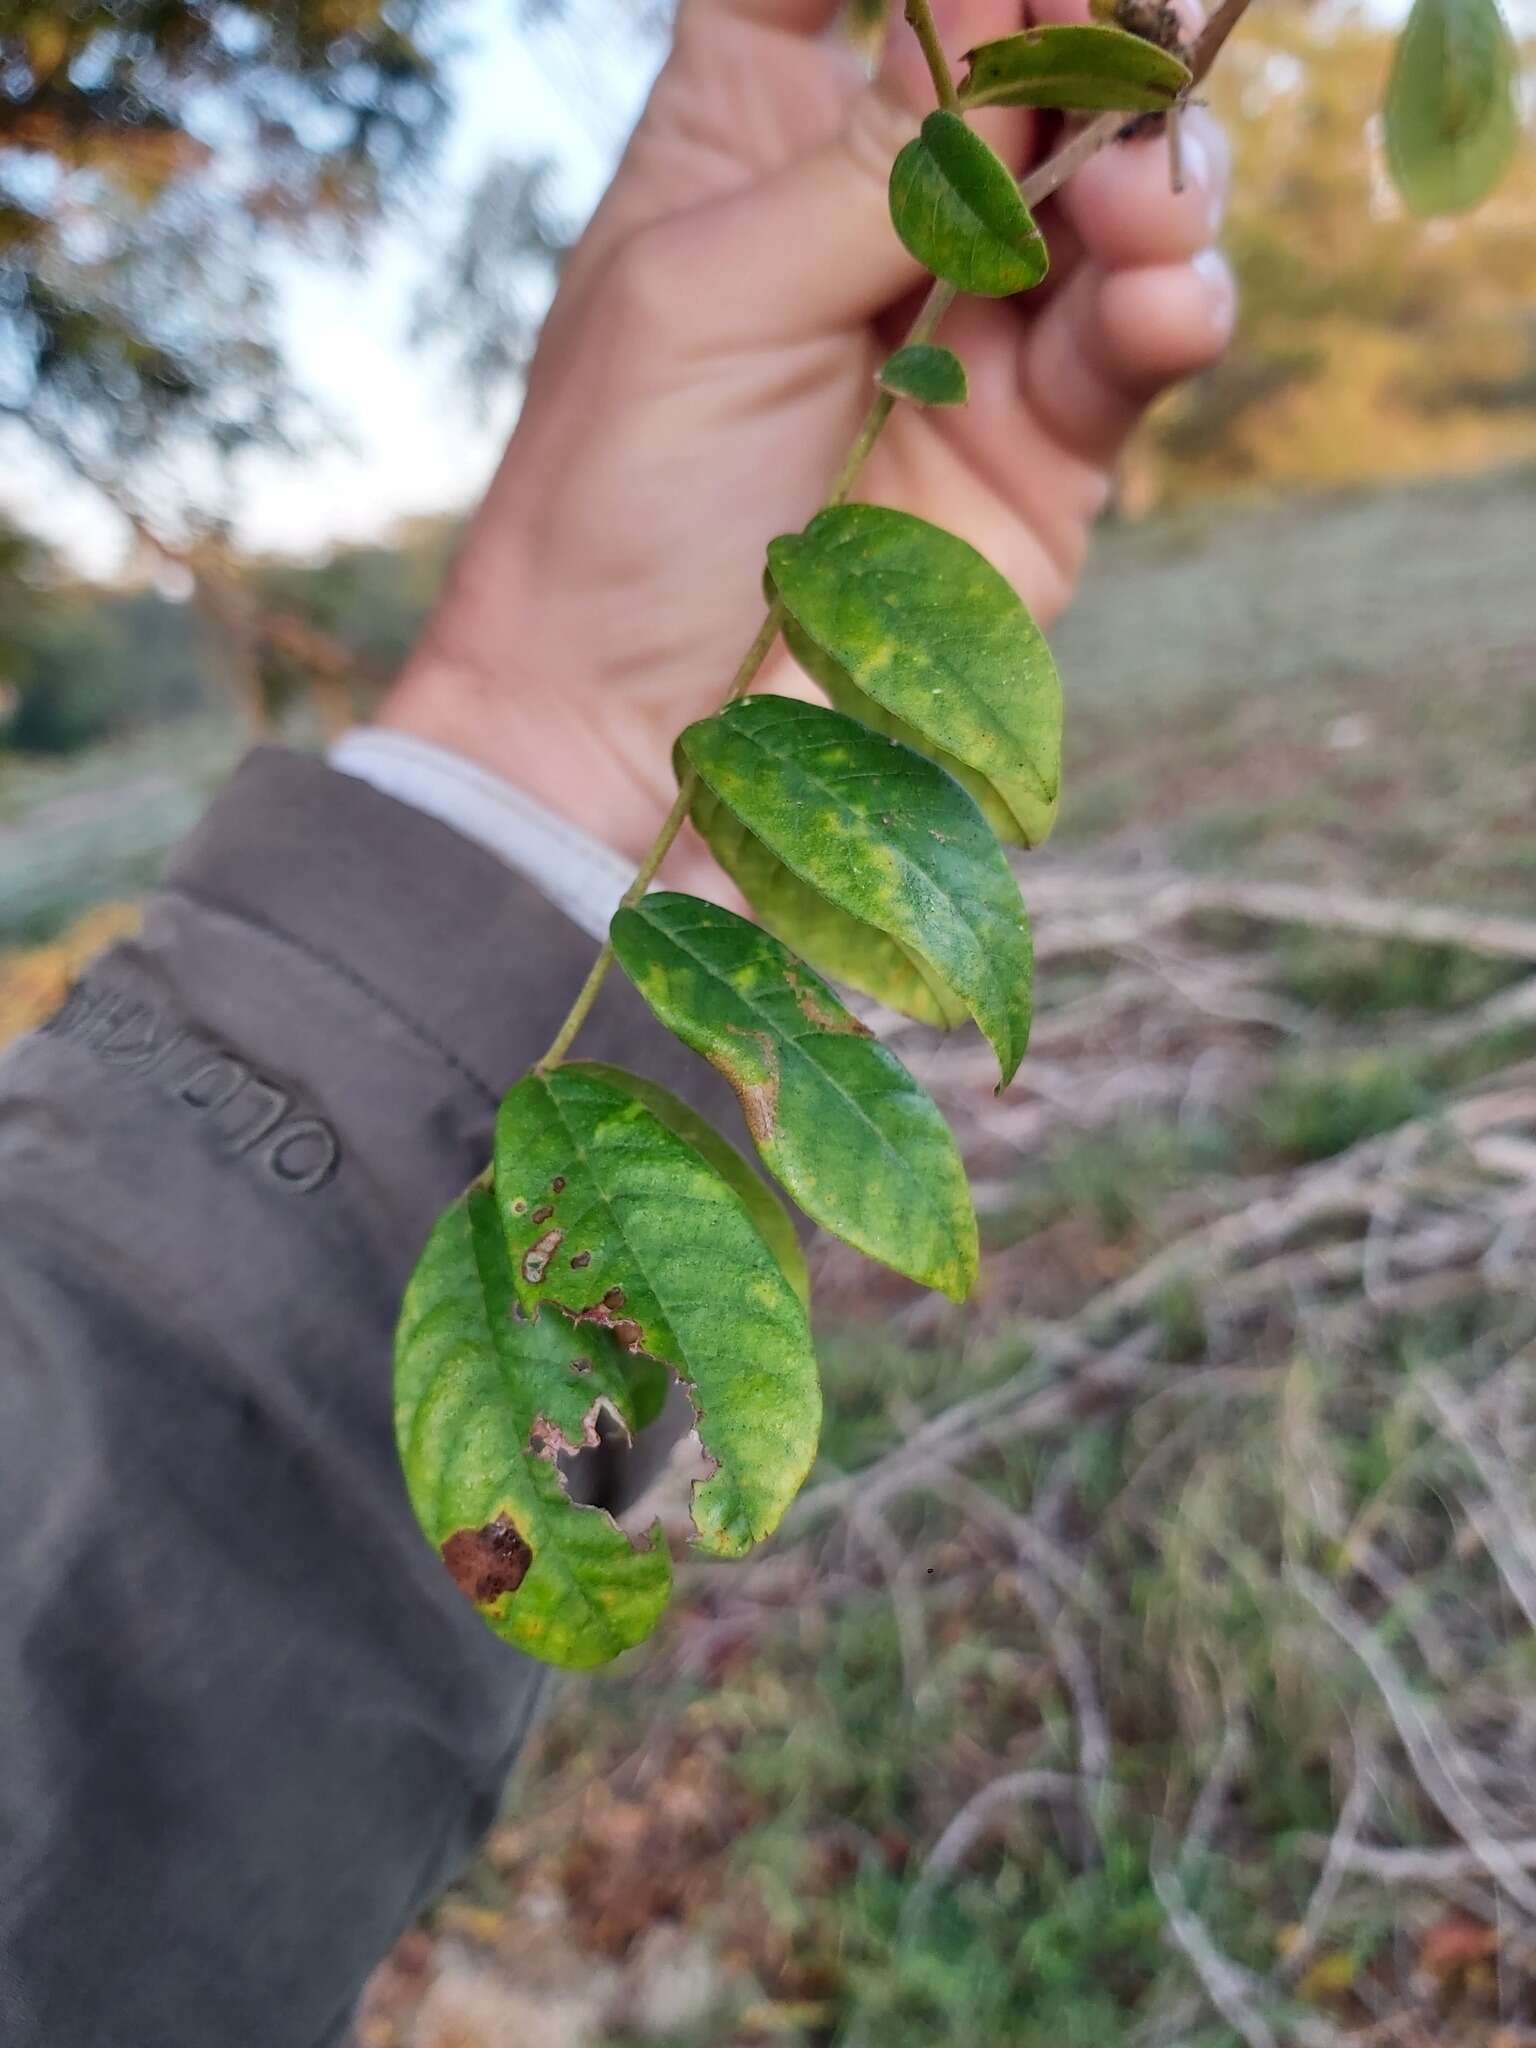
[3,467,1535,2048]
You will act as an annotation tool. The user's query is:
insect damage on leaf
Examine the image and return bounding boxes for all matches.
[573,1285,646,1353]
[527,1398,616,1460]
[522,1228,563,1284]
[395,1194,672,1666]
[495,1067,820,1559]
[440,1515,533,1606]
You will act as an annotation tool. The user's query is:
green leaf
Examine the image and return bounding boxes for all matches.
[611,894,978,1300]
[494,1066,821,1558]
[568,1059,809,1310]
[877,343,969,407]
[394,1189,672,1669]
[960,25,1190,111]
[767,504,1061,849]
[1385,0,1519,216]
[676,697,1033,1083]
[888,110,1048,298]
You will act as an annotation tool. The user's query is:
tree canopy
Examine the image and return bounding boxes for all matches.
[1,0,446,495]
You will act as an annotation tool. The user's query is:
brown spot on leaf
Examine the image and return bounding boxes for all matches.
[569,1286,644,1352]
[531,1203,554,1225]
[551,1175,567,1192]
[738,1078,779,1147]
[570,1250,592,1269]
[570,1356,592,1373]
[440,1516,532,1606]
[722,1026,781,1145]
[509,1196,528,1216]
[785,969,872,1038]
[522,1227,564,1284]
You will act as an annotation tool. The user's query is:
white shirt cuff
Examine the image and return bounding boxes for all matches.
[328,727,638,947]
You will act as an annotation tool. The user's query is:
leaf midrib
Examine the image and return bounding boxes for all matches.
[694,708,1021,1052]
[635,904,960,1246]
[792,540,1058,806]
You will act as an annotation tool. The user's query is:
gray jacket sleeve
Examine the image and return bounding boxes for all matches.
[0,748,736,2048]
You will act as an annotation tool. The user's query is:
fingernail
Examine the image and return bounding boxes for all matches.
[1181,113,1227,236]
[1192,246,1236,332]
[1179,119,1210,200]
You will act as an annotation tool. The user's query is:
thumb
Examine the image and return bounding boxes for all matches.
[668,4,1033,347]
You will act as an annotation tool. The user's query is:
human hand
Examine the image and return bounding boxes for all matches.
[381,0,1234,866]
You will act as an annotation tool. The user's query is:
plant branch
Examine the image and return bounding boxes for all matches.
[904,0,960,112]
[536,601,787,1071]
[535,0,1256,1072]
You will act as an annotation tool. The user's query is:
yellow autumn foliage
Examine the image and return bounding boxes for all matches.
[0,903,141,1051]
[1135,4,1536,505]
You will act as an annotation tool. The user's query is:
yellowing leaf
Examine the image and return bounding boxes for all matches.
[394,1191,671,1670]
[495,1067,821,1559]
[960,24,1190,112]
[767,504,1062,848]
[611,894,977,1299]
[677,697,1034,1082]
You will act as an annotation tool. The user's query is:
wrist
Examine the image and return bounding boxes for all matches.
[377,647,673,867]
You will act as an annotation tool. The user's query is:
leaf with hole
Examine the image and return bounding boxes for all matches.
[877,343,968,406]
[494,1064,821,1559]
[888,111,1048,298]
[1384,0,1519,216]
[394,1188,672,1669]
[767,504,1061,849]
[960,24,1190,110]
[676,697,1033,1081]
[611,893,978,1299]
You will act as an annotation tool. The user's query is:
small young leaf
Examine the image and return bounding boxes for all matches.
[888,110,1048,298]
[960,24,1190,111]
[611,894,978,1300]
[676,697,1033,1084]
[568,1059,809,1310]
[1384,0,1519,217]
[878,343,969,407]
[495,1066,821,1558]
[395,1190,672,1670]
[767,504,1061,848]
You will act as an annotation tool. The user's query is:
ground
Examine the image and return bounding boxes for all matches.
[3,466,1535,2047]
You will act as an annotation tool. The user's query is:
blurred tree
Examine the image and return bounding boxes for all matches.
[0,511,210,754]
[0,514,49,730]
[249,512,456,729]
[413,156,572,403]
[1140,3,1536,502]
[412,0,665,405]
[0,0,447,511]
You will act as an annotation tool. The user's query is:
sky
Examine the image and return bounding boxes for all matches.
[3,0,1528,579]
